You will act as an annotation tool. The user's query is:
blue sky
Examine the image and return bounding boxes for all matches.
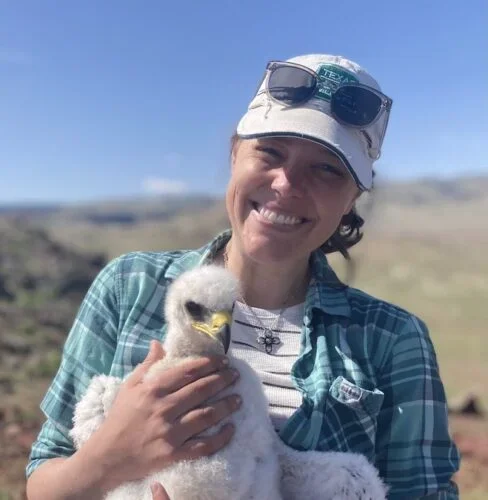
[1,0,487,203]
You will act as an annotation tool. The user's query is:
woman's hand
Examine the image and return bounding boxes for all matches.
[151,482,170,500]
[84,340,241,493]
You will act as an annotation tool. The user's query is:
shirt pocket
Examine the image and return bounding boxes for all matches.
[329,376,384,416]
[320,376,384,460]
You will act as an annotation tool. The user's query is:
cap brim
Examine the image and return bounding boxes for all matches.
[237,106,373,190]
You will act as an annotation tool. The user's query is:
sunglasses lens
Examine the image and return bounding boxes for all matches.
[268,65,316,105]
[332,85,383,127]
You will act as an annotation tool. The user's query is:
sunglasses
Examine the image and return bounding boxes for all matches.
[258,60,392,137]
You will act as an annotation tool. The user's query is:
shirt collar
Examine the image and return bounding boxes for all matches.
[164,229,351,318]
[305,251,351,318]
[163,230,231,280]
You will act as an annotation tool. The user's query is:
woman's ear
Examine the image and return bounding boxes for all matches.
[343,189,362,216]
[230,135,241,169]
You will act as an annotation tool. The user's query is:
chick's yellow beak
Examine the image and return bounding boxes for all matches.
[191,310,232,353]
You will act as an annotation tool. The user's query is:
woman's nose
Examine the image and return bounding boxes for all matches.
[270,164,305,197]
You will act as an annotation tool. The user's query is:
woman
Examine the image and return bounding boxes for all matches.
[26,54,460,499]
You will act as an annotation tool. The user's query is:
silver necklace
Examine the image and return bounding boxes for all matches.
[223,247,294,355]
[239,301,286,354]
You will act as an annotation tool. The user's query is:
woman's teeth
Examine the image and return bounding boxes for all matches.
[257,206,302,225]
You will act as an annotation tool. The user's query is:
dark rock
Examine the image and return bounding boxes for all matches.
[0,377,14,395]
[0,334,31,355]
[0,221,107,302]
[57,276,98,297]
[0,274,14,301]
[88,253,106,268]
[0,222,107,399]
[449,394,485,417]
[20,275,38,291]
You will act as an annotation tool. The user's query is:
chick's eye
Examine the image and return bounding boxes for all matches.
[185,301,205,321]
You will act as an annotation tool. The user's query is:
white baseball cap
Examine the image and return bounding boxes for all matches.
[237,54,392,190]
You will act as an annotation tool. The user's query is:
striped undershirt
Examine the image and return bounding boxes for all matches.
[230,300,304,432]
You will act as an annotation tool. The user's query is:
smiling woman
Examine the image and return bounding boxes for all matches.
[225,135,360,305]
[26,54,460,500]
[230,133,367,259]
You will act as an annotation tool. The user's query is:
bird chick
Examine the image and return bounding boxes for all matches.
[71,264,387,500]
[71,264,281,500]
[132,264,283,500]
[157,264,239,360]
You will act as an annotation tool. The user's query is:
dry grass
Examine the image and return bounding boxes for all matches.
[341,234,488,408]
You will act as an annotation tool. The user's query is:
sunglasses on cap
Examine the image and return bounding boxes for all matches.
[256,61,393,158]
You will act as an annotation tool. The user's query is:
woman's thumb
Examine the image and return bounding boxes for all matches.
[151,482,170,500]
[126,340,165,385]
[146,340,165,363]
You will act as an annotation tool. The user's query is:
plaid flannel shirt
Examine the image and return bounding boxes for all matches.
[27,230,460,499]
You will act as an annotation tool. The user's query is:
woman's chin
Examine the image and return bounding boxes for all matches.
[239,234,307,265]
[233,209,317,264]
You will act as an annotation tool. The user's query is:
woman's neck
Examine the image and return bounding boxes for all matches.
[221,240,311,310]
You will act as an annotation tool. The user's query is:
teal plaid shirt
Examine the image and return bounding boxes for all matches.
[27,230,460,499]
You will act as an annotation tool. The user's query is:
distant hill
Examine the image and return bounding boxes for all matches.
[0,219,106,419]
[0,204,62,217]
[359,175,488,244]
[1,175,486,257]
[372,175,488,205]
[0,194,221,227]
[1,175,486,226]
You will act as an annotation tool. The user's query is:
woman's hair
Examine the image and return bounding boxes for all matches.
[229,133,370,263]
[320,205,365,260]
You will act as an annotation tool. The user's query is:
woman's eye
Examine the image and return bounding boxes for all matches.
[257,146,281,159]
[313,164,345,178]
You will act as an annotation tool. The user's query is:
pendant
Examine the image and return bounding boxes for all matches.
[257,328,281,354]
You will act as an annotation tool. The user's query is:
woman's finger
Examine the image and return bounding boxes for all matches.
[175,395,241,439]
[162,368,239,421]
[175,422,235,462]
[151,482,170,500]
[145,355,229,395]
[126,341,166,387]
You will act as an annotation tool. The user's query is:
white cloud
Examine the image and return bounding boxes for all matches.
[0,48,30,65]
[142,177,189,195]
[141,153,190,195]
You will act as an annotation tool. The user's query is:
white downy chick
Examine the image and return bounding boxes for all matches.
[137,264,283,500]
[73,265,282,500]
[154,263,238,361]
[71,264,387,500]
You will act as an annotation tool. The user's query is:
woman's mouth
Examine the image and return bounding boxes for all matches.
[251,202,307,226]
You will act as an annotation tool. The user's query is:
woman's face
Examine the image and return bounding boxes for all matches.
[225,136,360,265]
